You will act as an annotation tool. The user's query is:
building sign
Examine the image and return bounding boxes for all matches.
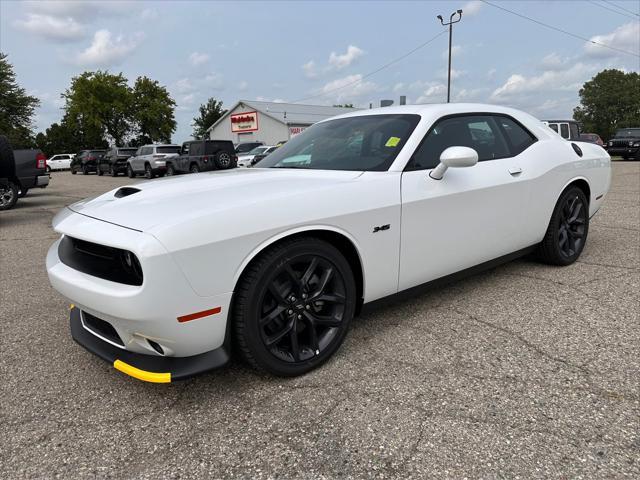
[289,126,307,138]
[231,111,258,132]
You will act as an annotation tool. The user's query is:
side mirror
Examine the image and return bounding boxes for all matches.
[429,146,478,180]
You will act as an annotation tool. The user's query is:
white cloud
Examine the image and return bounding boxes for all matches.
[14,13,85,41]
[539,52,571,71]
[462,1,483,16]
[415,83,447,104]
[318,74,378,103]
[75,30,142,67]
[393,82,406,93]
[189,52,210,66]
[437,68,466,80]
[491,62,597,100]
[24,1,131,19]
[328,45,364,70]
[302,60,318,79]
[584,22,640,58]
[176,78,195,93]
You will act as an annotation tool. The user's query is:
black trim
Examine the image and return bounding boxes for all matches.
[58,236,143,286]
[82,311,124,346]
[70,307,230,381]
[404,112,538,172]
[360,245,537,315]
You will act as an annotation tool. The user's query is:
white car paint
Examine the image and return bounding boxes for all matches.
[46,103,610,363]
[237,146,277,167]
[128,144,181,175]
[47,154,74,171]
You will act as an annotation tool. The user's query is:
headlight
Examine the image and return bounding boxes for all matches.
[633,142,640,147]
[609,141,613,146]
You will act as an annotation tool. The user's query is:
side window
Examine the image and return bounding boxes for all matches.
[408,115,510,170]
[559,123,569,139]
[190,143,203,156]
[496,116,536,156]
[548,123,559,133]
[569,123,579,140]
[182,143,190,155]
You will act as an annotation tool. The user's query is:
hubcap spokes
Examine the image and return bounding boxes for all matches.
[558,195,586,258]
[259,255,346,363]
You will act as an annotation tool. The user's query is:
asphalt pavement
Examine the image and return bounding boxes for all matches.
[1,163,638,479]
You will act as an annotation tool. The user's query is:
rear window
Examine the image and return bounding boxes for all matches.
[205,141,233,154]
[157,146,181,154]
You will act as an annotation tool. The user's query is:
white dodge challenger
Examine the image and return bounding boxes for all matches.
[46,104,611,382]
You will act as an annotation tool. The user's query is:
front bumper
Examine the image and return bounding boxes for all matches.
[70,307,229,382]
[607,147,638,157]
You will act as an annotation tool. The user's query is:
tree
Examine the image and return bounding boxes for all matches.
[573,69,640,140]
[35,118,90,156]
[192,98,226,139]
[0,52,41,148]
[132,76,177,145]
[62,71,132,146]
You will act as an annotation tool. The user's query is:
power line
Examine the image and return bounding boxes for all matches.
[587,0,639,19]
[602,0,640,16]
[481,0,640,58]
[292,30,447,104]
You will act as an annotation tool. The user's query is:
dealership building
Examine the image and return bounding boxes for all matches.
[206,100,357,145]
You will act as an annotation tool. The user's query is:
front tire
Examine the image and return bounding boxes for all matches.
[538,186,589,266]
[190,163,199,174]
[82,164,89,175]
[0,182,19,211]
[97,167,103,176]
[127,165,135,178]
[110,165,117,177]
[144,163,155,179]
[233,237,356,376]
[166,163,176,176]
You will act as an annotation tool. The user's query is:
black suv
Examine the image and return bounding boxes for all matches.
[97,147,138,176]
[71,149,107,175]
[606,128,640,160]
[166,140,237,175]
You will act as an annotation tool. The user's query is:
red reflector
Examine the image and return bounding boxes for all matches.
[177,306,221,323]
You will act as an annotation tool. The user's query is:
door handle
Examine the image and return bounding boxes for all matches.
[509,167,523,176]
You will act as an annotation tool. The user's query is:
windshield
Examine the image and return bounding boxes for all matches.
[257,114,420,171]
[247,146,268,155]
[615,128,640,137]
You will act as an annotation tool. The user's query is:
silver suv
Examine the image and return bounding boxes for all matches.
[127,144,181,179]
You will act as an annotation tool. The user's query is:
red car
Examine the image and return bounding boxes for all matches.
[580,133,604,146]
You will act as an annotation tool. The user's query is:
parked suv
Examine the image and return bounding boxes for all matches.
[70,149,107,175]
[166,140,236,175]
[98,147,138,177]
[606,128,640,160]
[47,153,75,172]
[127,144,181,179]
[235,141,264,154]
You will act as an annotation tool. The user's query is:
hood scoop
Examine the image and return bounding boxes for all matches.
[114,187,141,198]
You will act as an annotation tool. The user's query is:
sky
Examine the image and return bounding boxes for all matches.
[1,0,639,144]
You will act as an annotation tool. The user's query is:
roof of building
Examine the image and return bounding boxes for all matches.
[206,100,359,132]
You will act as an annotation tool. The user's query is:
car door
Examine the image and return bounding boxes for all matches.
[399,114,532,291]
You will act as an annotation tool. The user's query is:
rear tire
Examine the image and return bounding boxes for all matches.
[82,164,89,175]
[233,236,356,376]
[166,163,176,176]
[0,182,18,211]
[127,164,135,178]
[215,151,233,169]
[18,188,29,198]
[538,186,589,266]
[110,165,117,177]
[97,167,103,176]
[190,163,199,174]
[71,167,77,175]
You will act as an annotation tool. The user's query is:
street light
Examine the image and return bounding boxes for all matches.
[437,9,463,103]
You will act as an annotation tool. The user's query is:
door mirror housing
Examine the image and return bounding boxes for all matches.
[429,146,478,180]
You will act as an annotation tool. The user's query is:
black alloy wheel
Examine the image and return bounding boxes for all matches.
[538,186,589,265]
[0,182,18,210]
[215,152,232,169]
[234,237,356,376]
[166,164,175,176]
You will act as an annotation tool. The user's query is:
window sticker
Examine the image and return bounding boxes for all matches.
[385,136,401,147]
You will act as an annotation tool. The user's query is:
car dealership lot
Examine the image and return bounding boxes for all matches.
[1,165,638,479]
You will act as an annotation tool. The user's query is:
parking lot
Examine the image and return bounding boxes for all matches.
[1,163,638,479]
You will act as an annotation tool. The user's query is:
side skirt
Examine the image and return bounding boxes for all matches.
[359,245,537,315]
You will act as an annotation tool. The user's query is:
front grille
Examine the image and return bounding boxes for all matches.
[612,140,631,147]
[82,311,124,346]
[58,236,143,286]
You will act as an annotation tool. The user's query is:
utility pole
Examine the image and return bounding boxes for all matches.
[437,9,463,103]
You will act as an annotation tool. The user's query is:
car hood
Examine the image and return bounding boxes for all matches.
[67,168,363,232]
